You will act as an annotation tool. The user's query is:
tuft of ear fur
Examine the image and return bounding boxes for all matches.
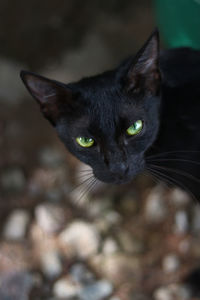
[126,29,161,95]
[20,71,73,126]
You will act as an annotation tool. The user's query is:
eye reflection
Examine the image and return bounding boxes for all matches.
[126,120,143,136]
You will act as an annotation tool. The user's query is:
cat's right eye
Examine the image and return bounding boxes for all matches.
[126,120,143,136]
[76,137,94,148]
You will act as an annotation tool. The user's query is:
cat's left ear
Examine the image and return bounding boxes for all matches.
[125,29,161,95]
[20,71,74,126]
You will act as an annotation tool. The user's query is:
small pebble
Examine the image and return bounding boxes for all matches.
[174,210,189,234]
[53,276,81,299]
[169,284,191,300]
[3,209,30,240]
[91,254,140,284]
[35,203,65,234]
[145,185,167,222]
[169,188,190,207]
[154,284,190,300]
[104,211,122,225]
[192,205,200,233]
[162,254,180,273]
[40,250,62,279]
[59,220,100,259]
[154,286,173,300]
[79,279,113,300]
[69,263,95,284]
[102,238,118,255]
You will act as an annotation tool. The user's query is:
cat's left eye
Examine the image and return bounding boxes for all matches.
[126,120,143,136]
[76,137,94,148]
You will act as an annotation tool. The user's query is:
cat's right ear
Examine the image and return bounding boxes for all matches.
[124,29,161,95]
[20,71,73,126]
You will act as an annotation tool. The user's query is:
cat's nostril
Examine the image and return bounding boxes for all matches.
[120,163,128,173]
[109,162,129,177]
[124,165,129,175]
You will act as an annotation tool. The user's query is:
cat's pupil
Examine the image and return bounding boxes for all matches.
[84,137,92,143]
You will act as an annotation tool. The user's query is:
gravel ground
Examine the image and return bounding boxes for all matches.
[1,139,200,300]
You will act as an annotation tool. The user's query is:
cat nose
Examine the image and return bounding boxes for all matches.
[109,162,129,178]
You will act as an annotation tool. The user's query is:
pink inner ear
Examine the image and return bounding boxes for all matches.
[21,71,75,126]
[25,75,58,104]
[41,101,60,125]
[141,57,156,73]
[126,30,160,94]
[132,32,159,74]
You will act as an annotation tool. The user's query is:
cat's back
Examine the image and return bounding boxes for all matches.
[160,47,200,87]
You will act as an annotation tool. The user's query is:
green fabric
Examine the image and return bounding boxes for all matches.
[154,0,200,49]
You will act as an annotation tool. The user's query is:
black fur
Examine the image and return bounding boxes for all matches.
[20,30,200,198]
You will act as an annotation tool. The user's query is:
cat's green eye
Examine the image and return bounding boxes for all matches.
[126,120,143,136]
[76,137,94,148]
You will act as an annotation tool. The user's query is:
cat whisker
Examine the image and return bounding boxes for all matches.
[78,169,93,173]
[71,178,94,206]
[146,166,197,202]
[145,169,171,191]
[146,167,173,188]
[147,150,200,160]
[75,172,93,180]
[85,178,98,205]
[148,163,200,184]
[69,175,95,196]
[147,167,184,197]
[74,177,97,206]
[147,158,200,166]
[147,167,170,187]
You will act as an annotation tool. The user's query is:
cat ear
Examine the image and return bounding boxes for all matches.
[20,71,73,126]
[126,29,161,95]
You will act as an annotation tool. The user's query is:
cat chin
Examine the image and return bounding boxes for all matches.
[99,177,134,185]
[93,166,144,184]
[112,178,134,185]
[94,173,135,185]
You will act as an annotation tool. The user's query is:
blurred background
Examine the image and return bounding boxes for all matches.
[0,0,200,299]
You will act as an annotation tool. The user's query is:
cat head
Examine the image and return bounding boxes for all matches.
[20,30,161,184]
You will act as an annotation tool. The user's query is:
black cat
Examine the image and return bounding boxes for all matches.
[20,30,200,199]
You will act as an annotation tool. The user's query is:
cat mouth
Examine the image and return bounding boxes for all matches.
[94,173,134,185]
[112,177,133,185]
[93,165,145,185]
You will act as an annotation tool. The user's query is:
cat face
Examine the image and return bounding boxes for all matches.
[20,30,161,184]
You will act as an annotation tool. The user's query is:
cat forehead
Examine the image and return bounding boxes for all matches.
[74,69,116,91]
[68,70,146,130]
[69,99,143,135]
